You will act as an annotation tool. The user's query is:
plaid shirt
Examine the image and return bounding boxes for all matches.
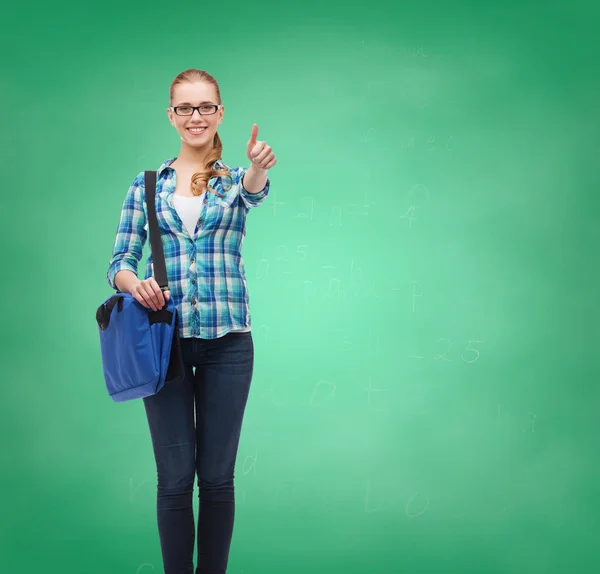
[106,157,269,339]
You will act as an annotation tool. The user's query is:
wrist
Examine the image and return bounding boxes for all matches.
[248,162,267,174]
[244,163,268,193]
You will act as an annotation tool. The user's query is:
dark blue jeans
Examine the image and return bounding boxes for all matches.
[142,332,254,574]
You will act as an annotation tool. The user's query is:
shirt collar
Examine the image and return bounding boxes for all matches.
[157,157,226,177]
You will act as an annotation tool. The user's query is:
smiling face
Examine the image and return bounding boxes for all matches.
[167,81,224,148]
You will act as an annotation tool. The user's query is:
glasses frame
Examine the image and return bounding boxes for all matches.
[169,104,222,116]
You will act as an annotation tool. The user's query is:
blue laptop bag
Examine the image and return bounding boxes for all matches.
[96,170,184,402]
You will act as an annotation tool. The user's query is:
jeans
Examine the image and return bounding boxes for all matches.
[142,331,254,574]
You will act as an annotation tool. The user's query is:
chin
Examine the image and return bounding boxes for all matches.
[184,132,212,143]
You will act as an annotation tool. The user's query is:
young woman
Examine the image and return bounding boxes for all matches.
[106,68,276,574]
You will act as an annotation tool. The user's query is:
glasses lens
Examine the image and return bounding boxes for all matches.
[175,105,217,115]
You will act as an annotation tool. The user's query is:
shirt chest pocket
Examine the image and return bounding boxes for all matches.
[214,189,238,209]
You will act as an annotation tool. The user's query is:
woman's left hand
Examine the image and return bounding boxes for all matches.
[246,124,277,170]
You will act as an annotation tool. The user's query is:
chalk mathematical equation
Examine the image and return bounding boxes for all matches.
[264,182,434,229]
[409,339,485,363]
[361,126,454,152]
[255,254,440,316]
[497,405,537,435]
[233,471,431,518]
[247,359,483,411]
[366,477,430,517]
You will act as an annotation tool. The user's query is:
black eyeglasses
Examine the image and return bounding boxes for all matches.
[169,104,222,116]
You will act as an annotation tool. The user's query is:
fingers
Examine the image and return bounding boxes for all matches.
[267,157,277,169]
[247,128,276,171]
[139,282,160,311]
[247,124,259,150]
[252,144,274,167]
[249,141,265,160]
[254,154,276,170]
[133,278,167,311]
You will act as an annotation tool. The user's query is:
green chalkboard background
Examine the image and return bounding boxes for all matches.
[2,0,599,573]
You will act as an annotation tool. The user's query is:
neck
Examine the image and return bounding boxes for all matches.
[176,141,213,168]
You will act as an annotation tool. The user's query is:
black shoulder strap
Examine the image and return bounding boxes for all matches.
[144,170,169,290]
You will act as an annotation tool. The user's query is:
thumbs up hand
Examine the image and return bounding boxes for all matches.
[246,124,277,171]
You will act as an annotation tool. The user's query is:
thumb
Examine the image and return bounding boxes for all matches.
[248,123,258,149]
[164,290,170,300]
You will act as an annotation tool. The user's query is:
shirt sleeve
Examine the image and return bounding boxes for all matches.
[106,172,147,290]
[237,166,270,209]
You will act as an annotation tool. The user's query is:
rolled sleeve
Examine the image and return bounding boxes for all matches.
[106,173,147,290]
[238,166,270,209]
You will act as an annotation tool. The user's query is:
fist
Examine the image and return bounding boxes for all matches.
[246,124,276,170]
[131,277,170,312]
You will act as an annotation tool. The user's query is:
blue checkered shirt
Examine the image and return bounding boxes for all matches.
[106,157,269,339]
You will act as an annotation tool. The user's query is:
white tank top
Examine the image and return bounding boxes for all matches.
[172,192,205,237]
[172,192,251,334]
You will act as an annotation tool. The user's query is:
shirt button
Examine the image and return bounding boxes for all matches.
[188,238,193,243]
[190,258,194,263]
[192,280,196,284]
[192,298,196,305]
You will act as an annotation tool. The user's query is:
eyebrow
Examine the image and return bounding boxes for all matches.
[176,101,215,106]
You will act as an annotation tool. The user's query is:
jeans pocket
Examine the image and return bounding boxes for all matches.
[218,331,253,368]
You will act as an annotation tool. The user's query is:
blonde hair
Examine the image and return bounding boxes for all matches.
[169,68,231,197]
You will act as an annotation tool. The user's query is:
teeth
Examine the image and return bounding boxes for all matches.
[189,127,205,133]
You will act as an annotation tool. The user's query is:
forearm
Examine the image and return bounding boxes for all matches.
[243,164,268,194]
[114,269,140,294]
